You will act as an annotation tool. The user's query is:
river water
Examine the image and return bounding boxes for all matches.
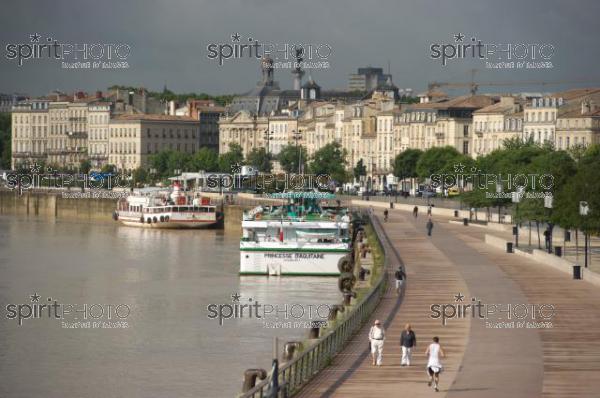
[0,216,342,398]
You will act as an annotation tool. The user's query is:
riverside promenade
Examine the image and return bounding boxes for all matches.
[296,210,600,397]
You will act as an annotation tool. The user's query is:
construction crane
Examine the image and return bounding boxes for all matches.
[428,69,600,95]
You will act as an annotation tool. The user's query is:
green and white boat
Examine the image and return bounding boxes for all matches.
[239,193,351,276]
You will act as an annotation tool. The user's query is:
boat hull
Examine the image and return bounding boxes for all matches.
[117,215,218,229]
[239,248,350,276]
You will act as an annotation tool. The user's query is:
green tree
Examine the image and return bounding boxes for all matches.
[353,159,367,179]
[0,113,12,169]
[218,143,244,172]
[277,144,306,173]
[79,159,92,174]
[246,147,272,173]
[415,146,462,179]
[393,149,422,179]
[132,167,148,186]
[309,142,348,185]
[188,147,218,172]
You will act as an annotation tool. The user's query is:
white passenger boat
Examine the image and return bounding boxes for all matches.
[239,193,352,276]
[114,182,221,229]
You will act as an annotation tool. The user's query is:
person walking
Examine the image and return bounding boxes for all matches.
[413,206,418,218]
[400,323,416,366]
[425,336,445,392]
[383,209,389,222]
[426,217,434,236]
[368,319,385,366]
[427,204,433,216]
[394,266,405,295]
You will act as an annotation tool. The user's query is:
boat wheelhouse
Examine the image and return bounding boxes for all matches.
[239,192,351,276]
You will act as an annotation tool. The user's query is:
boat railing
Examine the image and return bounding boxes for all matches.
[238,211,389,398]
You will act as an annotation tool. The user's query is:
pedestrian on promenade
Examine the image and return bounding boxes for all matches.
[369,319,385,366]
[427,204,433,216]
[383,209,389,222]
[426,217,434,236]
[413,206,418,218]
[544,228,551,251]
[394,266,405,295]
[425,336,445,392]
[400,323,416,366]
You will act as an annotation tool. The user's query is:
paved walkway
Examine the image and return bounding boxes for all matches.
[295,210,600,397]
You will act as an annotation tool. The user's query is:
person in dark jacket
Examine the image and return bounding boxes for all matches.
[400,323,417,366]
[426,217,434,236]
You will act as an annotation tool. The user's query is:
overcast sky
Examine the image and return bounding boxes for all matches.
[1,0,599,96]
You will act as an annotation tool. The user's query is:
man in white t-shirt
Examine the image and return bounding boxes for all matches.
[369,319,385,366]
[425,336,446,392]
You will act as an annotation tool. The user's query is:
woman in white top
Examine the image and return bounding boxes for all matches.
[425,336,445,392]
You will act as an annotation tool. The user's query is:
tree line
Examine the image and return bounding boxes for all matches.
[392,138,600,235]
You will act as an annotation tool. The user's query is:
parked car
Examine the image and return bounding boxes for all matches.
[447,187,460,197]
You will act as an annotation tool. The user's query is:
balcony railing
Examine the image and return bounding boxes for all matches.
[67,131,88,139]
[12,152,48,158]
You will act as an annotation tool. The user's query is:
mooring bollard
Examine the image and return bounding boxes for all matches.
[308,326,320,339]
[282,342,302,361]
[343,291,357,306]
[328,304,345,321]
[506,242,513,253]
[242,368,267,392]
[463,217,468,226]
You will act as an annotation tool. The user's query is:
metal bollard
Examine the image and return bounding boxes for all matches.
[242,368,267,392]
[573,265,582,280]
[506,242,513,253]
[389,202,394,209]
[454,210,459,217]
[463,218,468,226]
[554,246,562,257]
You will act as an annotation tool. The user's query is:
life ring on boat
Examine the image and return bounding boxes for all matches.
[146,218,152,224]
[112,211,118,221]
[160,215,165,222]
[152,217,158,223]
[255,213,262,220]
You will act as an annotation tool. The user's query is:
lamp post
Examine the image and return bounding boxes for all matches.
[512,187,524,248]
[263,130,274,154]
[580,201,590,268]
[292,130,302,174]
[544,194,553,254]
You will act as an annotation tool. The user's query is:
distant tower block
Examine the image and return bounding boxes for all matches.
[291,48,305,90]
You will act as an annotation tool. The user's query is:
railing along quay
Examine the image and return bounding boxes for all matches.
[238,212,391,398]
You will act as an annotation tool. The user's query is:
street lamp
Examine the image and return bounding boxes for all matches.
[292,130,302,174]
[580,201,590,268]
[263,130,274,154]
[511,187,524,248]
